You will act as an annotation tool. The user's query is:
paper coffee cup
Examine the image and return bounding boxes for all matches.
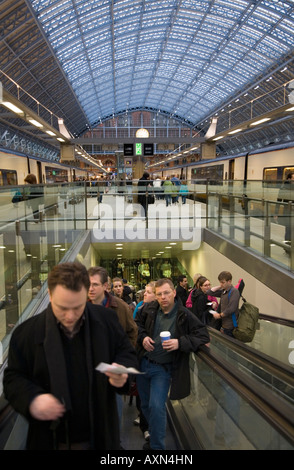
[160,331,171,342]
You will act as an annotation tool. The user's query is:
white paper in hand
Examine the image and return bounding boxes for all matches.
[96,362,144,375]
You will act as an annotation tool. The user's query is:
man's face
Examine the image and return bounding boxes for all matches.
[113,281,123,297]
[219,279,232,291]
[180,277,188,289]
[88,274,107,304]
[49,284,88,332]
[155,282,176,313]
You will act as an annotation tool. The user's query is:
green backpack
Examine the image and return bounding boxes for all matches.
[233,295,259,343]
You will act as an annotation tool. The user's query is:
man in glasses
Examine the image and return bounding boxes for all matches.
[135,278,210,450]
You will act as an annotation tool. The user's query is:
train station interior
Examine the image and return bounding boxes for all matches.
[0,1,294,452]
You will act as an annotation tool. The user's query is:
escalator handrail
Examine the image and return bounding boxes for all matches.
[198,345,294,446]
[208,327,294,388]
[259,313,294,328]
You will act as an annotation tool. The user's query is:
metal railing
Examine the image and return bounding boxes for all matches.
[169,330,294,450]
[0,179,292,367]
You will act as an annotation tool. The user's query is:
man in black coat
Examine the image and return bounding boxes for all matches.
[175,274,189,306]
[135,278,210,450]
[3,262,138,450]
[137,171,151,216]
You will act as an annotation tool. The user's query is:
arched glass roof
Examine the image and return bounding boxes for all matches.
[29,0,294,128]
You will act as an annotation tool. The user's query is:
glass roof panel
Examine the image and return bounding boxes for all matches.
[29,0,294,127]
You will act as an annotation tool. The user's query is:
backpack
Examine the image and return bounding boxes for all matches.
[233,295,259,343]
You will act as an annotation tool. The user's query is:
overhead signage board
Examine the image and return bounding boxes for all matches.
[124,143,133,156]
[144,143,154,155]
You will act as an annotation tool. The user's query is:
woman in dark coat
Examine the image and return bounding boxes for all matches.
[191,276,217,326]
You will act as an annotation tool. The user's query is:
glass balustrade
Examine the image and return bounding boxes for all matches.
[0,178,293,370]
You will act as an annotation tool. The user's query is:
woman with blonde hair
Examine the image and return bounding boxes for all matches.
[133,282,156,319]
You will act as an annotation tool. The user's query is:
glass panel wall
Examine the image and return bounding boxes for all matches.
[0,182,87,367]
[172,352,294,450]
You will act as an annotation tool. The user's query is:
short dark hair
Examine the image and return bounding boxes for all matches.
[48,262,90,293]
[155,278,175,290]
[88,266,108,284]
[24,173,37,184]
[218,271,232,282]
[177,274,187,284]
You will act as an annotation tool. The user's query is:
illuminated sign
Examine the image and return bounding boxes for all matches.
[136,128,149,138]
[136,143,142,155]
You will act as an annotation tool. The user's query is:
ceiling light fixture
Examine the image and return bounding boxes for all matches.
[250,118,271,126]
[28,118,43,128]
[228,128,243,134]
[2,101,23,114]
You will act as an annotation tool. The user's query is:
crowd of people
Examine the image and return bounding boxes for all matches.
[137,171,190,214]
[3,262,241,451]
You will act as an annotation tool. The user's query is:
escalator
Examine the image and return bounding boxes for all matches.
[1,325,293,451]
[168,327,294,450]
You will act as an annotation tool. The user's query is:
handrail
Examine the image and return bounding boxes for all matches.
[197,345,294,446]
[205,186,294,272]
[259,313,294,327]
[207,327,294,390]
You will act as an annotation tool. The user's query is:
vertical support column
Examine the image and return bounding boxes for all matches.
[132,156,145,179]
[132,156,145,204]
[229,194,235,240]
[264,200,271,257]
[3,231,19,333]
[290,203,294,270]
[116,152,125,178]
[218,193,222,231]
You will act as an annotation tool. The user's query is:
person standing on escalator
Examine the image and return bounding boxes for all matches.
[3,262,138,450]
[135,278,210,450]
[210,271,240,337]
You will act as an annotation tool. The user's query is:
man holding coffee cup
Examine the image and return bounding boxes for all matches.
[135,278,210,450]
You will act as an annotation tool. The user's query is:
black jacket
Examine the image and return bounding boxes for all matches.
[176,285,189,306]
[3,302,138,450]
[135,299,210,400]
[191,288,211,325]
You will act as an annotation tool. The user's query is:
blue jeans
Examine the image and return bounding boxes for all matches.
[165,195,171,206]
[136,357,172,450]
[221,327,234,337]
